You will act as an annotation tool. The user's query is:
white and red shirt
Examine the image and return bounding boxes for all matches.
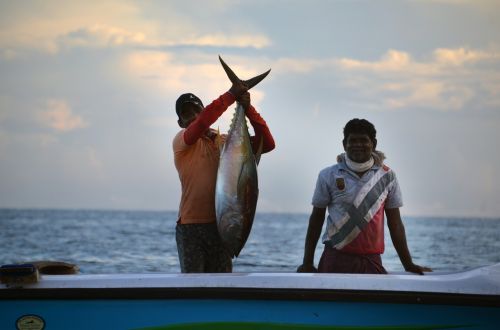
[312,155,403,254]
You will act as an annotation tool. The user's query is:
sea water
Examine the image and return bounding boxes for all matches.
[1,208,499,274]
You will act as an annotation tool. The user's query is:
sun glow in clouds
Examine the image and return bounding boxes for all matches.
[39,99,87,132]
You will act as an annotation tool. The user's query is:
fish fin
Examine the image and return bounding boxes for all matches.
[254,136,263,165]
[215,126,223,151]
[244,69,271,89]
[219,55,241,85]
[219,55,271,90]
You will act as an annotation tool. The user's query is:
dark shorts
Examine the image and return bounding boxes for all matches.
[318,245,387,274]
[176,222,232,273]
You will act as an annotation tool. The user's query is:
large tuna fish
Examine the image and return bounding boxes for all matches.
[215,56,270,258]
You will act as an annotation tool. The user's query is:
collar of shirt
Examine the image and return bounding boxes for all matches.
[337,159,381,178]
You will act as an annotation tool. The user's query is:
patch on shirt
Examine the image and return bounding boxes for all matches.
[335,177,345,191]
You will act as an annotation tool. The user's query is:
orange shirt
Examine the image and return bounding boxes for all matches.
[173,130,226,224]
[173,91,274,224]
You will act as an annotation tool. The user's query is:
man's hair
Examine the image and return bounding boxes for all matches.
[343,118,377,144]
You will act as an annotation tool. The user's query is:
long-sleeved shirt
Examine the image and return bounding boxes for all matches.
[173,92,275,224]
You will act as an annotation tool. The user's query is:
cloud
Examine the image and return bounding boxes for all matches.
[333,47,500,111]
[58,26,271,49]
[39,99,87,132]
[58,24,146,48]
[0,1,145,53]
[123,51,267,97]
[268,47,499,112]
[180,33,271,48]
[338,50,412,71]
[55,22,271,50]
[122,51,271,130]
[336,47,500,74]
[120,46,499,117]
[0,2,271,54]
[382,81,475,110]
[433,47,500,66]
[123,51,215,93]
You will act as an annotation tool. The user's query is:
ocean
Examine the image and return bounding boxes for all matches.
[1,208,499,274]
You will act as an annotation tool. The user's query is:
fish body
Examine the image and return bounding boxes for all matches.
[215,104,258,257]
[215,56,270,258]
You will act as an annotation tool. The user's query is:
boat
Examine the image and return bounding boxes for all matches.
[1,263,499,330]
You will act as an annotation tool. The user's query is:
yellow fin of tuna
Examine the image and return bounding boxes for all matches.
[215,126,224,152]
[254,136,264,165]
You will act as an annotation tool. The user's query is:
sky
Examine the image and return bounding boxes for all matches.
[0,0,499,218]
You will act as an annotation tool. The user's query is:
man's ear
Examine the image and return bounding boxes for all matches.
[342,138,347,150]
[177,119,185,128]
[373,138,377,150]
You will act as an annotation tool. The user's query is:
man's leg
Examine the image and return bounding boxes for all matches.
[176,224,206,273]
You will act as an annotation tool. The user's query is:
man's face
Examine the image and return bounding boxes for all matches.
[344,133,374,163]
[178,102,203,128]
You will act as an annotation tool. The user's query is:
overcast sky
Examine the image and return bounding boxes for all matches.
[1,0,499,218]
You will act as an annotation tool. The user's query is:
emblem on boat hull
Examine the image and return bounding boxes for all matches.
[16,314,45,330]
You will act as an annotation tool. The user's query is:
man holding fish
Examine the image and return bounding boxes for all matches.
[298,119,431,275]
[173,60,275,273]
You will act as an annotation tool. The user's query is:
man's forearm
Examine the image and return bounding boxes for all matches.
[391,228,414,269]
[302,208,325,265]
[183,92,235,145]
[247,105,275,153]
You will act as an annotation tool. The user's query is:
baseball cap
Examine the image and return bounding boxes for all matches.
[175,93,204,116]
